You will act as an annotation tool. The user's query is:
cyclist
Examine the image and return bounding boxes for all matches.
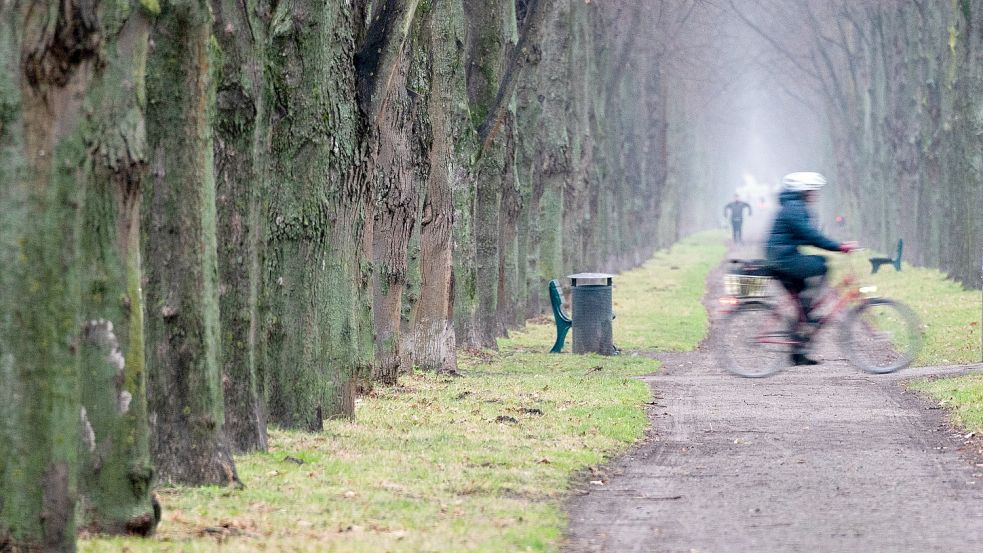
[765,172,857,365]
[723,194,752,243]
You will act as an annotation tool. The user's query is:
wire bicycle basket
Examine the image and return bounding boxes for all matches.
[723,273,771,297]
[723,259,774,298]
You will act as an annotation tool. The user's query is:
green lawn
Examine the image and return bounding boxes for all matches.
[827,251,981,367]
[830,249,982,436]
[81,231,726,552]
[909,375,983,434]
[502,231,726,353]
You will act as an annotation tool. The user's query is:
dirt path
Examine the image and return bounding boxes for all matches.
[565,247,983,552]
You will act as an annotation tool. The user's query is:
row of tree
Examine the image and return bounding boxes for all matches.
[729,0,983,287]
[1,1,708,549]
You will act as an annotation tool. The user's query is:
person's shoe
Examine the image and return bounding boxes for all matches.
[791,353,820,366]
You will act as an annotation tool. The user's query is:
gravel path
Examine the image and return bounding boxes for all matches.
[565,249,983,552]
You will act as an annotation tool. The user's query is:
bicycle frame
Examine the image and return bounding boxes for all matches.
[718,251,920,376]
[789,274,861,329]
[720,256,871,347]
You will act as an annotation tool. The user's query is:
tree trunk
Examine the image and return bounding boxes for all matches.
[496,148,521,333]
[357,1,423,385]
[211,0,269,453]
[415,0,471,371]
[0,1,102,549]
[264,0,373,429]
[515,0,571,320]
[144,0,238,485]
[77,5,158,536]
[464,1,517,349]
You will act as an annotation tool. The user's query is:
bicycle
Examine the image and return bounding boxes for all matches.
[715,252,923,378]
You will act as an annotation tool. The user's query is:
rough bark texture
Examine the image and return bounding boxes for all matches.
[144,0,238,485]
[359,0,423,385]
[264,0,373,429]
[414,0,469,372]
[0,0,102,549]
[77,2,158,536]
[211,0,269,453]
[515,0,569,321]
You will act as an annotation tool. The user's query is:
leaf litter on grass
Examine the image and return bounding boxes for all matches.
[80,231,728,553]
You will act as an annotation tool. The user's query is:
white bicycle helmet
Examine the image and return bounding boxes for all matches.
[782,172,827,191]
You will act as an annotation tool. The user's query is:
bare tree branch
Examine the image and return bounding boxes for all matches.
[477,0,549,150]
[726,0,824,83]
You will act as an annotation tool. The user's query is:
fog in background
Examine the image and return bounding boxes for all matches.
[652,0,841,241]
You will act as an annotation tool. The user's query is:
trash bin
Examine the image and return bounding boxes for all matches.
[568,273,615,355]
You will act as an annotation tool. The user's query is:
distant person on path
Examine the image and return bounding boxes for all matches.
[723,194,752,243]
[766,172,857,366]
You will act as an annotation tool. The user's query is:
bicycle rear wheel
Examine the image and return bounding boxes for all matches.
[717,301,791,378]
[840,298,922,374]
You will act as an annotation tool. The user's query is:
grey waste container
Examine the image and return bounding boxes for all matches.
[568,273,615,355]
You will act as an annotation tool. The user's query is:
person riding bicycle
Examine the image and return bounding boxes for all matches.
[765,172,857,366]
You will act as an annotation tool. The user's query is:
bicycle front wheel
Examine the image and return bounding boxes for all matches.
[840,298,922,374]
[717,301,791,378]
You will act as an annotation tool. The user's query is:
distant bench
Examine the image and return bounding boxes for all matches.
[869,239,903,274]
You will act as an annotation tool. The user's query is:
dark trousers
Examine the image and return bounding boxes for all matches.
[773,254,829,351]
[731,220,743,242]
[773,254,828,289]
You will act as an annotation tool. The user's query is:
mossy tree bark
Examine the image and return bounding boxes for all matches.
[515,0,570,320]
[449,20,480,347]
[0,0,103,549]
[210,0,269,453]
[464,1,517,349]
[77,1,158,536]
[144,0,238,485]
[264,0,373,429]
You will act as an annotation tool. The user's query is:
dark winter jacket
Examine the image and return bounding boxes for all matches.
[724,200,751,222]
[765,190,840,262]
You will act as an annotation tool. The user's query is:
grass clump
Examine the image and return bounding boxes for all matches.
[909,375,983,433]
[80,231,727,552]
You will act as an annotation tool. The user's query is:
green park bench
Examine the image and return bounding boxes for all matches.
[548,279,572,353]
[869,239,903,274]
[548,278,617,354]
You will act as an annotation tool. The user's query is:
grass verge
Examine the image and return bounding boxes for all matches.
[909,375,983,434]
[80,231,725,552]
